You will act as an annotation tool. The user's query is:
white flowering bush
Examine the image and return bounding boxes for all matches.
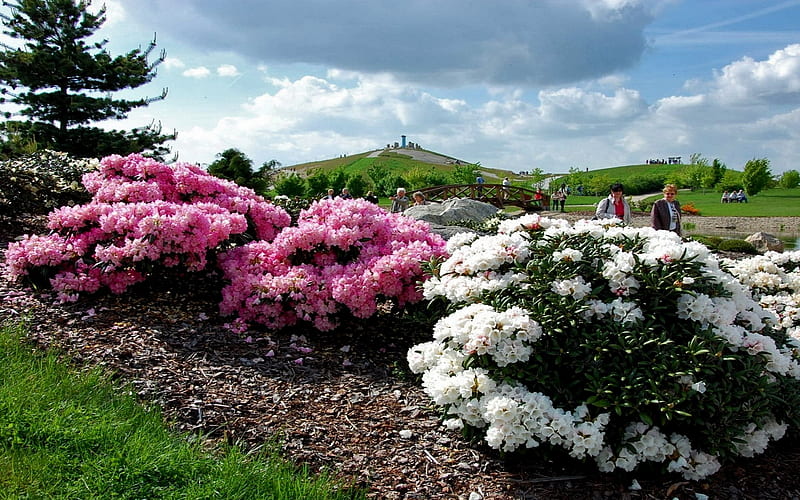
[724,250,800,341]
[409,215,800,480]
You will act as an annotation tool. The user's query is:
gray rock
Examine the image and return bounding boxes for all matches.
[425,223,477,240]
[745,232,784,253]
[404,198,500,226]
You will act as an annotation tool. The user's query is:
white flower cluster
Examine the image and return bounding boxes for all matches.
[733,419,787,457]
[725,250,800,342]
[422,232,531,303]
[595,422,720,480]
[429,303,542,366]
[410,218,800,480]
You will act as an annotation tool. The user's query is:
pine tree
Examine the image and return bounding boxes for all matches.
[0,0,175,159]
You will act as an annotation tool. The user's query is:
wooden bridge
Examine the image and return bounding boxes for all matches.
[416,184,548,212]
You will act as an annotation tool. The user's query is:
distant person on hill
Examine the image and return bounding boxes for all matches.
[595,182,631,224]
[364,191,379,204]
[651,184,681,235]
[390,187,409,213]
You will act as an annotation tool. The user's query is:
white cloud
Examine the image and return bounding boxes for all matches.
[217,64,240,77]
[183,66,211,78]
[712,43,800,104]
[539,87,646,126]
[163,57,185,70]
[98,0,126,26]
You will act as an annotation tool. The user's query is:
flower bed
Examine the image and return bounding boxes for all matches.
[408,214,800,479]
[3,154,447,331]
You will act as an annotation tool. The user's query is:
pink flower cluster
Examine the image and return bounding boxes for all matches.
[218,197,448,331]
[5,154,290,300]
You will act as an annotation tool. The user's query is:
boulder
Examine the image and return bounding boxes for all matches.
[745,232,784,253]
[404,198,500,226]
[425,223,478,241]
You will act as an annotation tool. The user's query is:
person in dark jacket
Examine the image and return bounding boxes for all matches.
[651,184,681,235]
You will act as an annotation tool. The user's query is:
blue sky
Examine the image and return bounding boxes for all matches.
[7,0,800,174]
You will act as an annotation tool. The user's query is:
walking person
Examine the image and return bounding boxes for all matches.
[651,184,681,235]
[595,182,631,224]
[550,189,561,211]
[555,183,568,212]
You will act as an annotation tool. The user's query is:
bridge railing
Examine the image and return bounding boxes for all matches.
[416,184,548,212]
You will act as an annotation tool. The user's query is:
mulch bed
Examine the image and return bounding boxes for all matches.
[1,214,799,499]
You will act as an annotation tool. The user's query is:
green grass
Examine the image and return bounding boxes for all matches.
[556,163,686,179]
[0,322,364,500]
[642,188,800,217]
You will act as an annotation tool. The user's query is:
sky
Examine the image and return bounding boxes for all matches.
[6,0,800,174]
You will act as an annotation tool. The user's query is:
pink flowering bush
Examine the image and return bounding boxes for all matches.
[218,197,448,331]
[4,154,290,300]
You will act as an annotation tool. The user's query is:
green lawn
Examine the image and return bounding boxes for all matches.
[0,322,364,500]
[644,188,800,217]
[566,188,800,217]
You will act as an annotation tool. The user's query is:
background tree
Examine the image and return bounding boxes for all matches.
[207,148,266,192]
[528,167,547,189]
[718,169,744,193]
[344,173,368,198]
[742,157,772,196]
[778,169,800,189]
[0,0,175,159]
[256,159,281,187]
[274,172,307,198]
[305,169,330,198]
[711,158,726,187]
[450,162,479,184]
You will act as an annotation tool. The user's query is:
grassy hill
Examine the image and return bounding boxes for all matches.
[283,148,694,188]
[282,148,522,182]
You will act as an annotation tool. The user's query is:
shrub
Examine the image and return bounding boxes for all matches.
[218,197,447,331]
[635,198,655,213]
[4,154,291,300]
[690,235,723,249]
[0,150,97,217]
[408,216,800,480]
[717,239,758,254]
[680,202,700,215]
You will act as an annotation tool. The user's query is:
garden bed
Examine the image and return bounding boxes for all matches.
[2,214,800,499]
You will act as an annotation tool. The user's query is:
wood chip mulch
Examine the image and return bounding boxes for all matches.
[2,215,799,499]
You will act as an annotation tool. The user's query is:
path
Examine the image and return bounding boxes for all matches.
[367,148,462,165]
